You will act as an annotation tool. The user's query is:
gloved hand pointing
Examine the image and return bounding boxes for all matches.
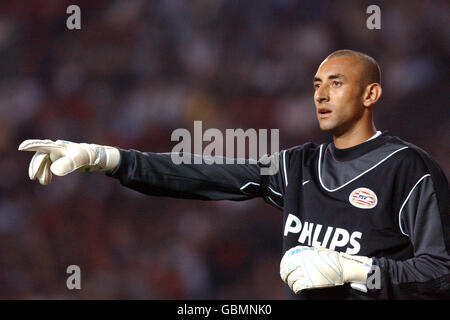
[19,139,120,185]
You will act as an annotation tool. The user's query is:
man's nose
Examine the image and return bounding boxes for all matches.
[315,86,329,103]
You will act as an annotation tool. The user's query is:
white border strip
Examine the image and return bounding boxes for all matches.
[239,182,282,197]
[240,182,259,190]
[398,174,431,237]
[267,196,283,209]
[269,186,282,196]
[318,145,409,192]
[282,150,288,187]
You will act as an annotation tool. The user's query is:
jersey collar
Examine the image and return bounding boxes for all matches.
[329,130,390,161]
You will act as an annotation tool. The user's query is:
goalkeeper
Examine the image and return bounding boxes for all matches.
[19,50,449,299]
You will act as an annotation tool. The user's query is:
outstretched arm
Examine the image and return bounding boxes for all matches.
[19,139,284,203]
[106,148,265,201]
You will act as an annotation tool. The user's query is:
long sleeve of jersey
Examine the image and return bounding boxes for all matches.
[106,149,284,202]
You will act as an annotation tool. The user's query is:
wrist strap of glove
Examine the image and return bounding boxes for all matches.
[94,146,120,172]
[339,252,373,284]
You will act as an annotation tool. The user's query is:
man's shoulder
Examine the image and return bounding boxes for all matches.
[281,142,321,163]
[283,142,321,154]
[385,134,440,169]
[386,134,430,159]
[384,134,448,187]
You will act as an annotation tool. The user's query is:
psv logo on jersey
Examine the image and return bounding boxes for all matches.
[349,187,378,209]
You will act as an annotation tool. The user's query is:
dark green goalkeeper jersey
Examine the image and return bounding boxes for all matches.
[107,131,449,299]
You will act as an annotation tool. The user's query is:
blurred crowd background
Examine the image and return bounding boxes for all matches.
[0,0,448,299]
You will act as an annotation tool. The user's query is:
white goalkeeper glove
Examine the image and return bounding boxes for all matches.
[280,246,373,294]
[18,139,121,185]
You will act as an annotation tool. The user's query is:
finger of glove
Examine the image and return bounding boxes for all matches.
[293,278,309,294]
[29,152,49,180]
[19,139,66,158]
[280,261,298,283]
[50,156,76,176]
[37,158,53,185]
[287,268,305,289]
[280,253,303,282]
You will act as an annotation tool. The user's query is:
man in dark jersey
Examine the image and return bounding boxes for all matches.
[19,50,449,299]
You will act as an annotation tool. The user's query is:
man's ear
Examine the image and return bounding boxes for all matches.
[362,83,382,107]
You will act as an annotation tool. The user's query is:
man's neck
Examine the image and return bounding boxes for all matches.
[333,124,378,149]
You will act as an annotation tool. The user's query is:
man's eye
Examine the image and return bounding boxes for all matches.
[314,84,320,89]
[332,81,341,87]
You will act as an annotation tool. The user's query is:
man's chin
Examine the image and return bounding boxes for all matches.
[319,123,343,136]
[318,122,335,132]
[319,123,350,137]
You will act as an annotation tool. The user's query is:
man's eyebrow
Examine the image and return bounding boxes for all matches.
[328,73,345,80]
[313,73,345,82]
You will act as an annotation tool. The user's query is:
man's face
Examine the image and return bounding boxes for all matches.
[313,56,366,135]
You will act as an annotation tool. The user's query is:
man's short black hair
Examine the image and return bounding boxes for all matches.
[326,49,381,86]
